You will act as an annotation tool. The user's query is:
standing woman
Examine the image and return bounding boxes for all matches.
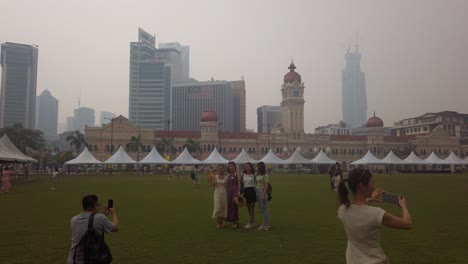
[51,168,58,190]
[226,161,241,229]
[255,162,270,231]
[211,164,228,229]
[241,162,257,228]
[0,166,12,193]
[337,168,412,263]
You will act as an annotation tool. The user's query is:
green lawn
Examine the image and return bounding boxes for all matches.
[0,172,467,264]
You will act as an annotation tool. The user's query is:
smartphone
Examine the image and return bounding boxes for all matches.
[381,192,399,205]
[108,199,113,209]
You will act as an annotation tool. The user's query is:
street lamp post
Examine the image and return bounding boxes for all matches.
[164,119,171,155]
[218,121,223,152]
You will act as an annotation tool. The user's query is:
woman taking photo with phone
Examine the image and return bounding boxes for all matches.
[241,162,257,229]
[337,168,413,264]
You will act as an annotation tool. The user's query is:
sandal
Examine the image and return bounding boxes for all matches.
[232,223,240,229]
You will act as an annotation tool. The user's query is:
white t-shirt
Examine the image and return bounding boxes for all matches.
[338,204,388,264]
[242,173,256,188]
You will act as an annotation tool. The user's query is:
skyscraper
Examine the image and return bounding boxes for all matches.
[73,107,95,133]
[229,79,246,132]
[172,81,233,132]
[159,42,190,81]
[129,28,171,129]
[0,42,38,129]
[342,46,367,127]
[36,89,58,138]
[257,105,281,133]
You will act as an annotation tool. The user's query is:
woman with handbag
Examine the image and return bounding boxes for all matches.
[241,162,257,229]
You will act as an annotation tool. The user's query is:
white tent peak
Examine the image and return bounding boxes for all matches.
[0,134,37,163]
[403,151,428,164]
[231,148,257,164]
[424,151,445,164]
[310,150,337,164]
[172,147,201,164]
[139,147,170,164]
[202,148,228,164]
[380,150,405,164]
[285,149,312,164]
[104,146,137,164]
[442,151,465,165]
[351,150,382,165]
[65,148,102,165]
[258,149,286,164]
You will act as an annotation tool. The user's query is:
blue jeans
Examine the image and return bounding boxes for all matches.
[256,188,270,225]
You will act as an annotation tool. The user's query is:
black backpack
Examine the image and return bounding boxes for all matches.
[190,171,195,179]
[74,213,112,264]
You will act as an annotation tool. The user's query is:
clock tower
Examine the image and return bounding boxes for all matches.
[279,61,305,137]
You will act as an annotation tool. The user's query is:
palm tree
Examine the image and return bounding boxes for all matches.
[159,137,177,154]
[126,135,144,161]
[66,130,87,154]
[184,138,202,154]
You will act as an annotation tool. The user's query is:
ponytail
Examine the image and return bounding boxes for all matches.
[338,179,350,207]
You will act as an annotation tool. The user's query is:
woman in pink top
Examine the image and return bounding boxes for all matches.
[337,168,413,264]
[0,166,12,193]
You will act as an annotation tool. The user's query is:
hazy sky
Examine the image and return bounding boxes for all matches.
[1,0,467,132]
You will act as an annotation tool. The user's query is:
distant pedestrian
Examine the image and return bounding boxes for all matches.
[0,166,12,193]
[192,165,200,189]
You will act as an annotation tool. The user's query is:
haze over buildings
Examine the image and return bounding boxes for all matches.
[0,1,467,132]
[36,89,58,138]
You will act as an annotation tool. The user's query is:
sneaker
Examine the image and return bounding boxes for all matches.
[244,223,252,229]
[263,225,270,231]
[257,225,265,231]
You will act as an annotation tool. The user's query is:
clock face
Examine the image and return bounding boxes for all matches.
[293,90,299,97]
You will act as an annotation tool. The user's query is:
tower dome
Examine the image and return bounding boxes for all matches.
[284,62,301,83]
[201,111,218,122]
[367,113,384,128]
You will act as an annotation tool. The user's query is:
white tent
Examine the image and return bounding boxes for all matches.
[464,156,468,164]
[0,134,37,163]
[310,150,337,164]
[380,150,405,165]
[351,150,382,165]
[285,149,313,164]
[258,149,286,164]
[139,147,170,164]
[171,147,201,165]
[231,148,257,164]
[65,148,102,165]
[202,148,228,164]
[104,146,137,164]
[424,151,445,164]
[442,152,465,165]
[403,151,429,164]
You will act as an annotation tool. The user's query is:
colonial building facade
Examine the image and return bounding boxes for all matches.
[85,62,463,162]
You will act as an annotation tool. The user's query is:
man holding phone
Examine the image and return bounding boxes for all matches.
[67,195,119,264]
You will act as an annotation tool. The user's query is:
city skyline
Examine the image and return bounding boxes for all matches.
[0,1,467,132]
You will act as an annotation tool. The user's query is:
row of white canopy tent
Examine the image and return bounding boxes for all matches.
[65,146,339,166]
[0,134,37,163]
[350,150,468,165]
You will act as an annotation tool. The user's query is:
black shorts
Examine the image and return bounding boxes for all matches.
[243,187,257,204]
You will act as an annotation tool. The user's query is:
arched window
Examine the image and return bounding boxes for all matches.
[253,147,256,153]
[233,147,237,153]
[248,147,252,153]
[105,145,110,152]
[223,147,226,153]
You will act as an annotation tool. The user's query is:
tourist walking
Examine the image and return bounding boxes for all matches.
[255,162,271,231]
[192,165,200,188]
[51,168,58,190]
[328,163,337,190]
[333,162,343,191]
[211,164,228,229]
[337,168,413,264]
[226,161,241,229]
[0,166,12,193]
[241,162,257,229]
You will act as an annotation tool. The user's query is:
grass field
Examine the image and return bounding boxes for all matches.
[1,172,467,264]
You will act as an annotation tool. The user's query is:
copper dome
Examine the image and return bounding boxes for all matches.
[367,115,384,128]
[284,62,301,83]
[201,111,218,122]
